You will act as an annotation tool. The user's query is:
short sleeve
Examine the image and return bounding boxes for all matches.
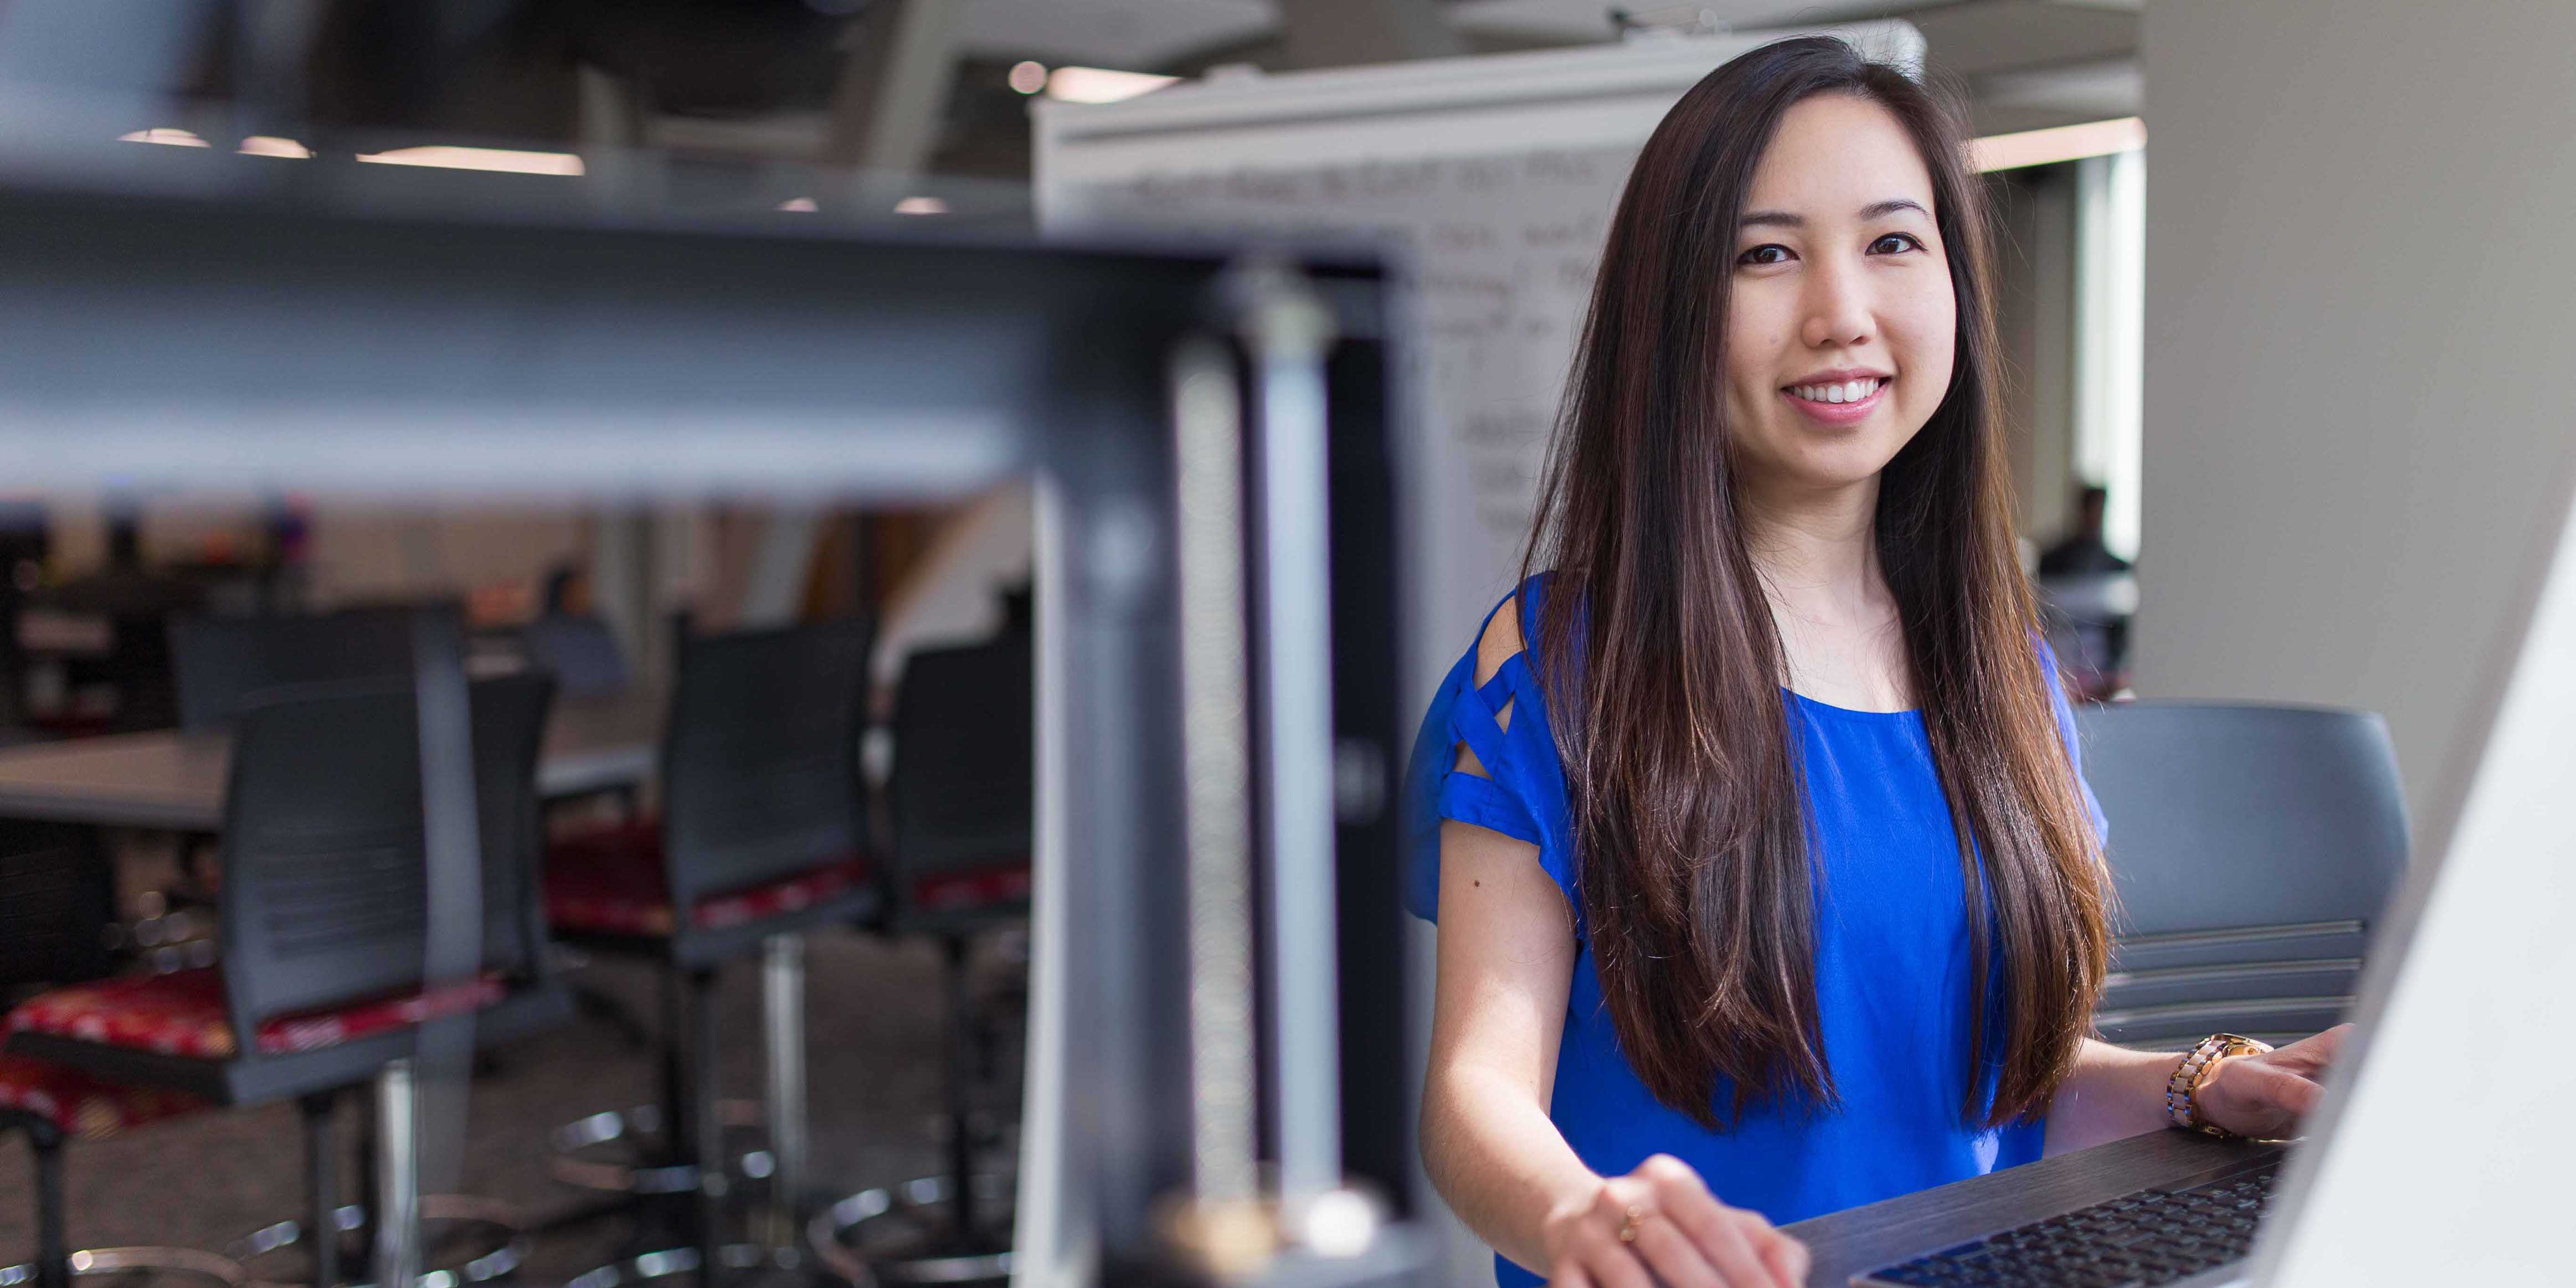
[1400,586,1580,924]
[2036,640,2110,843]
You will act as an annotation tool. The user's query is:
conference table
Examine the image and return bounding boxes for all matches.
[0,690,662,830]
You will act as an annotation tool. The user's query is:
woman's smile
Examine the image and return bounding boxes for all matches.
[1781,369,1893,426]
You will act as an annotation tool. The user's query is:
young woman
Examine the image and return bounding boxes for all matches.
[1405,38,2344,1288]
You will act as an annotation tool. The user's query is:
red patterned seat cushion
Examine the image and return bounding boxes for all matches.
[544,822,875,937]
[911,862,1032,913]
[0,1053,208,1139]
[4,968,508,1060]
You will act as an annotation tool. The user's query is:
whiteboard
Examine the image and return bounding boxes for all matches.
[1035,22,1926,697]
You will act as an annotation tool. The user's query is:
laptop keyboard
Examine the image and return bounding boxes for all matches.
[1857,1156,2281,1287]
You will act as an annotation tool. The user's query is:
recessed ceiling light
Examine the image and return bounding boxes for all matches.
[118,128,209,148]
[893,196,949,216]
[353,146,585,177]
[1970,117,2146,173]
[1008,61,1049,95]
[238,136,312,158]
[779,197,819,213]
[1044,66,1180,105]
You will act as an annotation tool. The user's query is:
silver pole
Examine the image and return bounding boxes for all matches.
[1170,336,1259,1207]
[372,1059,423,1288]
[408,611,481,1209]
[762,931,810,1250]
[1238,259,1344,1206]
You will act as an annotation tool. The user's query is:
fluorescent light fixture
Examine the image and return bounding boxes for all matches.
[1008,60,1050,95]
[353,146,585,177]
[893,196,949,216]
[1044,66,1179,105]
[117,128,209,147]
[238,136,312,158]
[1970,116,2146,173]
[778,197,820,213]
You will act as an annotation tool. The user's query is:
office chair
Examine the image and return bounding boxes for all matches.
[166,610,420,732]
[2075,701,2410,1049]
[541,617,878,1282]
[4,675,569,1288]
[814,627,1032,1285]
[0,819,232,1288]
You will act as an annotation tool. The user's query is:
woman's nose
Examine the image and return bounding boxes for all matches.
[1799,260,1873,349]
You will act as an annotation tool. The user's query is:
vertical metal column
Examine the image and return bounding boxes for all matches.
[1169,334,1261,1211]
[943,934,979,1245]
[372,1060,421,1288]
[689,969,725,1283]
[661,964,690,1166]
[761,931,809,1249]
[32,1126,66,1288]
[1240,259,1345,1207]
[301,1093,340,1288]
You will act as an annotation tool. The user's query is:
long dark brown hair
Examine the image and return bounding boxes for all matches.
[1523,36,2109,1129]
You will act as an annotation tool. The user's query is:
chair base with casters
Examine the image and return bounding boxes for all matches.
[0,1054,244,1288]
[543,823,881,1282]
[3,975,569,1288]
[229,1194,528,1288]
[562,1242,810,1288]
[813,876,1031,1288]
[809,1172,1017,1287]
[549,1098,770,1196]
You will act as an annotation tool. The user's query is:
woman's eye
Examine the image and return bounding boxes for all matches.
[1869,233,1925,255]
[1737,244,1793,267]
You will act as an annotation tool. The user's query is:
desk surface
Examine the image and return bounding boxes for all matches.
[1782,1131,2288,1287]
[0,691,661,830]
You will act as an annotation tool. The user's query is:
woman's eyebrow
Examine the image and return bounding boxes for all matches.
[1739,198,1930,230]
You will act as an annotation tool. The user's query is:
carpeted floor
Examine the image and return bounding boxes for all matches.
[0,925,1026,1286]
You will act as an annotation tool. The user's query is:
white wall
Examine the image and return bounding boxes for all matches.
[306,507,585,609]
[2137,0,2576,849]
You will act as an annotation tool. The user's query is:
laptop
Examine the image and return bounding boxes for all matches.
[1856,470,2576,1287]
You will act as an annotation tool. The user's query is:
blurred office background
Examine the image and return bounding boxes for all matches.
[0,0,2155,699]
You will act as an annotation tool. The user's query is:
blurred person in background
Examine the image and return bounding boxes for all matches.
[2037,486,2135,701]
[2038,485,2126,580]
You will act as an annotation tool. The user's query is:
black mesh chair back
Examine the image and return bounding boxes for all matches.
[522,614,631,699]
[217,673,556,1045]
[887,631,1034,909]
[169,610,420,731]
[2075,701,2410,1048]
[659,617,871,911]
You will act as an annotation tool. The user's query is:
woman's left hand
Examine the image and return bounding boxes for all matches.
[2193,1024,2352,1140]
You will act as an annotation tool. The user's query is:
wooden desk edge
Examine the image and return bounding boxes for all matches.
[1781,1131,2288,1286]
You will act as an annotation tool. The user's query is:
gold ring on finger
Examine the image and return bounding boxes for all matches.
[1618,1205,1653,1244]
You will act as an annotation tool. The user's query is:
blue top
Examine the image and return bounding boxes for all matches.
[1405,578,2104,1286]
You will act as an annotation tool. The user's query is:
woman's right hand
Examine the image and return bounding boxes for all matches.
[1540,1155,1811,1288]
